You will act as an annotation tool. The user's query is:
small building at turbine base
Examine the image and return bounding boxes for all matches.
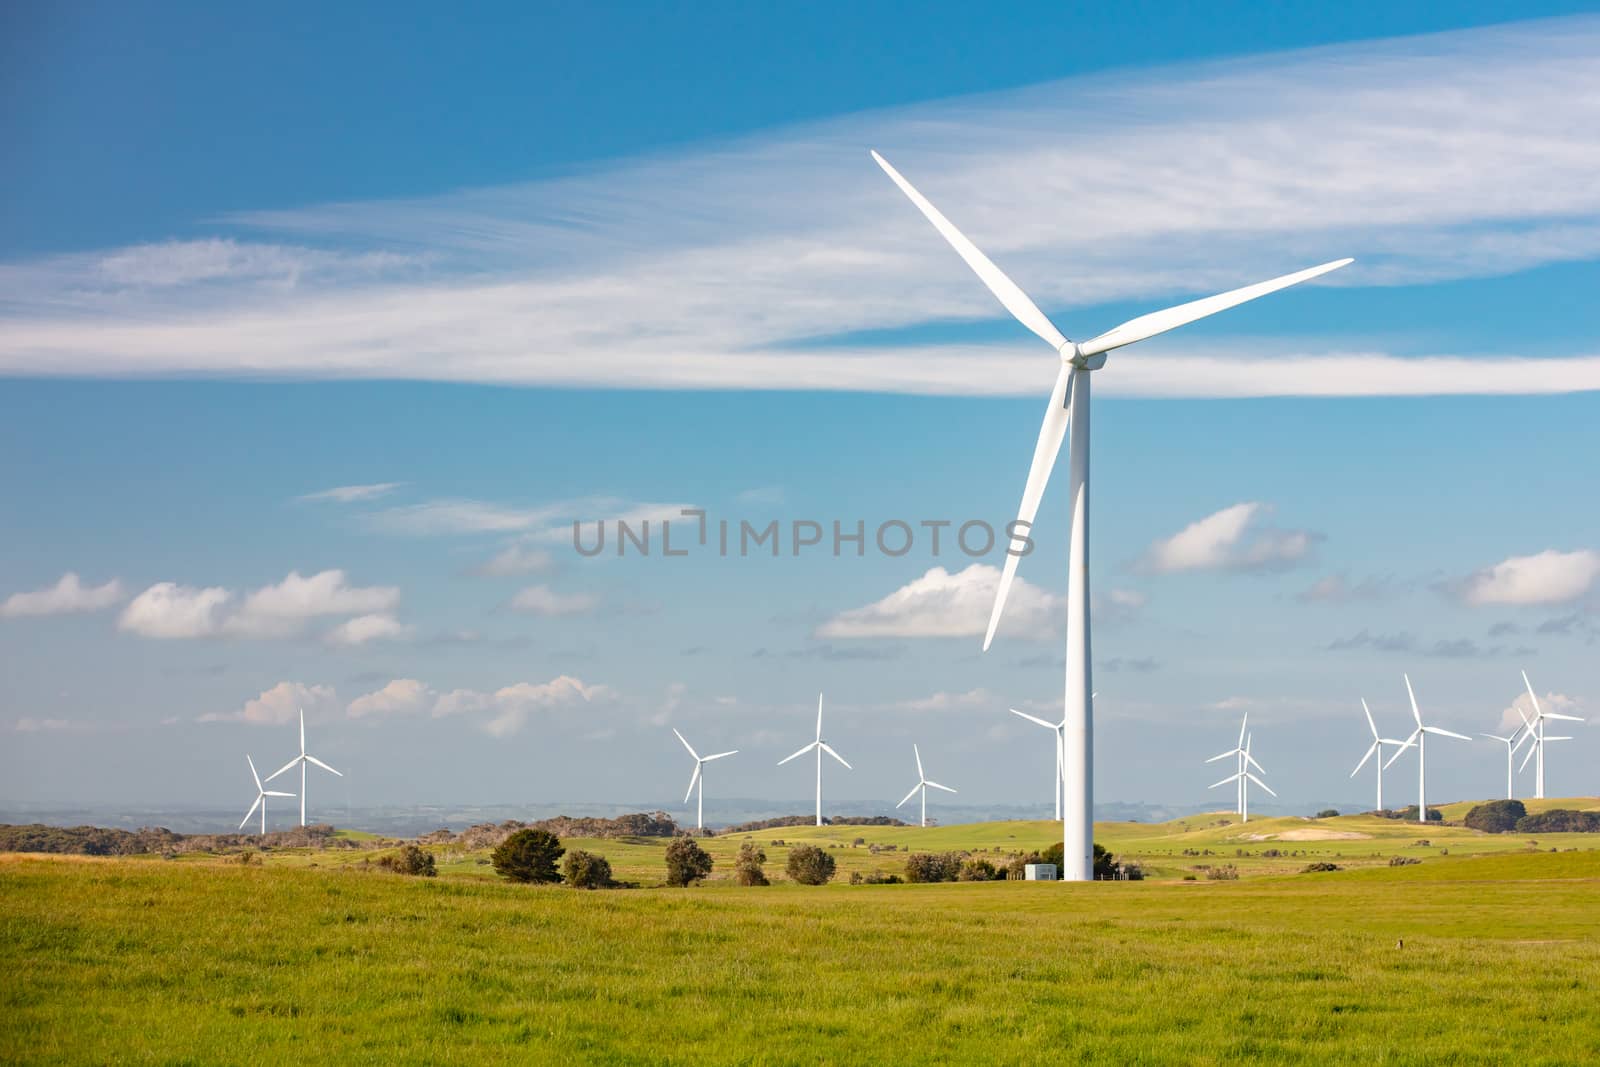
[1024,863,1057,881]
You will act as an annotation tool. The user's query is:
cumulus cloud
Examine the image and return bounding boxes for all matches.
[118,582,232,639]
[815,564,1059,640]
[1496,687,1583,732]
[200,681,340,725]
[324,613,410,646]
[507,585,599,617]
[1139,503,1319,574]
[1453,549,1600,606]
[347,678,435,719]
[431,676,614,737]
[0,573,125,617]
[297,482,405,504]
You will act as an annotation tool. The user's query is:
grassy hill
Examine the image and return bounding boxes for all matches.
[4,846,1598,1063]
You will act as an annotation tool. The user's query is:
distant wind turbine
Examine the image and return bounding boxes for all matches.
[1479,728,1533,801]
[1008,692,1095,822]
[1383,674,1471,823]
[777,693,851,826]
[896,744,957,828]
[1208,726,1273,822]
[1350,698,1414,812]
[1205,713,1260,817]
[1518,670,1584,799]
[872,150,1349,878]
[265,707,343,827]
[672,728,737,831]
[240,755,294,836]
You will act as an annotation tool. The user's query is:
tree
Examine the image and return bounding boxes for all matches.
[734,842,769,886]
[1515,809,1600,833]
[903,852,962,883]
[785,844,836,885]
[562,849,613,889]
[491,828,564,884]
[1315,809,1341,819]
[664,837,714,886]
[1464,799,1526,834]
[377,844,436,877]
[958,858,997,881]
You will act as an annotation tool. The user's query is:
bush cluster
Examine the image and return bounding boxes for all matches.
[1388,855,1421,867]
[1514,809,1600,833]
[848,871,903,885]
[785,844,836,885]
[491,828,565,884]
[1314,809,1341,819]
[664,837,714,887]
[562,849,613,889]
[376,844,437,877]
[1301,862,1341,873]
[733,843,769,886]
[1463,800,1526,833]
[904,852,964,883]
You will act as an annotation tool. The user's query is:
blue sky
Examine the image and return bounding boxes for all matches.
[3,4,1598,824]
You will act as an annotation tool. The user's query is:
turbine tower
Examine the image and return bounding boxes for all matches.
[1519,670,1584,799]
[1479,729,1531,801]
[777,693,851,826]
[1208,726,1273,822]
[1009,708,1064,821]
[672,728,737,831]
[240,755,294,836]
[1383,674,1471,823]
[871,151,1350,878]
[264,707,343,827]
[895,743,957,828]
[1204,713,1259,816]
[1350,698,1414,811]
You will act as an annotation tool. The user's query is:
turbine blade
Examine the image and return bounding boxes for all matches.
[1238,712,1249,749]
[684,764,701,805]
[247,755,263,792]
[1521,669,1542,719]
[1542,712,1584,722]
[820,742,852,770]
[914,743,924,781]
[1424,727,1472,742]
[1383,731,1421,769]
[703,750,738,761]
[1209,773,1242,790]
[777,741,818,766]
[870,151,1070,351]
[983,363,1073,652]
[304,755,342,776]
[264,790,295,798]
[897,782,921,808]
[1541,735,1573,742]
[240,796,262,829]
[1204,749,1239,764]
[1519,742,1538,773]
[299,707,306,756]
[1404,673,1423,727]
[1010,708,1057,730]
[672,727,699,761]
[925,781,958,794]
[1245,772,1277,797]
[1361,698,1379,740]
[1246,751,1266,775]
[263,756,299,783]
[816,693,824,741]
[1350,741,1378,777]
[1077,258,1352,357]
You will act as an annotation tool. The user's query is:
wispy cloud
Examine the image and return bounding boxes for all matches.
[6,18,1600,395]
[0,573,125,618]
[506,585,599,618]
[1138,502,1319,574]
[297,482,406,504]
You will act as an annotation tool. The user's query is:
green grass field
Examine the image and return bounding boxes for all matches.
[5,804,1600,1063]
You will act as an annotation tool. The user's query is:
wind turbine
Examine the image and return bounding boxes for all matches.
[1204,713,1259,817]
[871,151,1350,879]
[1518,670,1585,799]
[1350,698,1414,812]
[1480,728,1533,801]
[896,743,957,828]
[264,707,343,827]
[1008,691,1096,821]
[1208,732,1274,822]
[240,755,294,836]
[777,693,851,826]
[672,728,737,831]
[1383,674,1471,823]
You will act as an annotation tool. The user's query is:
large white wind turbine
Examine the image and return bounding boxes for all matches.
[896,743,957,828]
[1204,713,1261,817]
[240,755,294,836]
[265,707,343,827]
[1383,674,1471,823]
[673,728,737,831]
[1518,670,1584,799]
[777,693,851,826]
[1350,698,1414,812]
[872,151,1350,879]
[1208,732,1274,823]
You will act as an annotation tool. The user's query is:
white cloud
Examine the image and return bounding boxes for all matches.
[297,482,405,504]
[7,18,1600,396]
[816,564,1058,640]
[1139,502,1318,573]
[347,679,435,719]
[432,676,614,737]
[14,717,80,733]
[891,688,995,713]
[470,539,554,577]
[200,681,339,725]
[325,613,410,646]
[222,570,400,638]
[507,585,599,617]
[118,582,232,639]
[1497,688,1584,733]
[1457,549,1600,606]
[0,573,125,617]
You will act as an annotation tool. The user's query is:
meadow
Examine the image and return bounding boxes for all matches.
[5,803,1600,1064]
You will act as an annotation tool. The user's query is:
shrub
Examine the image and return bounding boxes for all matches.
[903,852,963,883]
[958,858,998,882]
[1315,809,1341,819]
[1206,865,1239,881]
[785,844,836,886]
[733,842,769,886]
[377,844,437,877]
[664,837,714,887]
[1302,862,1342,873]
[1514,809,1600,834]
[491,829,564,884]
[849,870,903,885]
[1377,806,1442,822]
[561,849,612,889]
[1389,855,1421,867]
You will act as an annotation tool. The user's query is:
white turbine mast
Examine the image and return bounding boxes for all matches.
[672,727,737,831]
[896,743,957,828]
[264,707,343,828]
[1518,669,1584,800]
[777,693,851,826]
[1350,698,1414,812]
[240,754,294,836]
[1207,718,1273,822]
[872,150,1350,879]
[1383,674,1470,823]
[1479,726,1533,801]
